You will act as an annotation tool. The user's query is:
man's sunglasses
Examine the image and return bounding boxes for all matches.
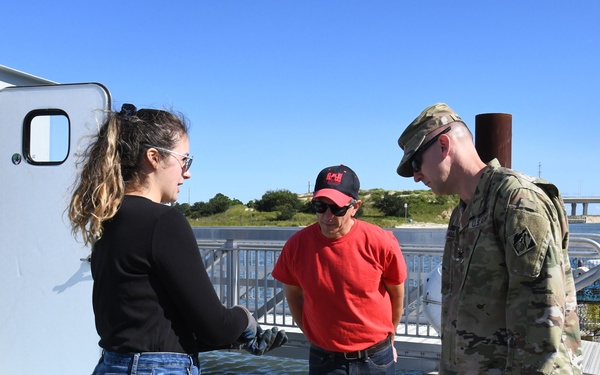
[410,126,451,173]
[312,200,355,216]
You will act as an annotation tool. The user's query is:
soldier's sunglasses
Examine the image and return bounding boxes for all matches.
[410,126,451,173]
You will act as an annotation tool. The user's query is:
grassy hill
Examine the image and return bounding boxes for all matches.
[188,189,459,228]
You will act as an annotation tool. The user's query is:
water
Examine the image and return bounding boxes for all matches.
[200,350,308,375]
[199,350,422,375]
[570,222,600,234]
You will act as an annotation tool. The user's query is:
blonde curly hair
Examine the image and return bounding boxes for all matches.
[68,104,189,245]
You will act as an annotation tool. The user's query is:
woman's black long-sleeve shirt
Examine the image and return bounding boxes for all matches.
[91,195,248,354]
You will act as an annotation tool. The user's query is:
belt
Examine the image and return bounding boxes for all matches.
[312,335,392,361]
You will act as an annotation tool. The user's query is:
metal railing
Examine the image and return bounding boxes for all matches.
[570,234,600,294]
[197,233,600,340]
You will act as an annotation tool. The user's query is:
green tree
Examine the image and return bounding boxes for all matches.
[275,204,296,220]
[372,192,406,217]
[255,189,302,212]
[190,201,211,218]
[188,193,238,218]
[207,193,233,214]
[300,200,315,214]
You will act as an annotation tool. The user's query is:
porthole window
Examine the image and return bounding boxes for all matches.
[22,109,70,165]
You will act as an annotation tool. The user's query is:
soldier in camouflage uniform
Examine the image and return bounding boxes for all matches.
[395,103,583,374]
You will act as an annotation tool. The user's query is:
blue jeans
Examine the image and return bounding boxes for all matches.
[308,344,395,375]
[92,351,200,375]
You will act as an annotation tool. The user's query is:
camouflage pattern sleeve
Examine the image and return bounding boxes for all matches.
[494,178,583,374]
[438,162,582,374]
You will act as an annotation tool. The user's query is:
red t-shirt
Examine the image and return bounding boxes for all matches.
[272,220,407,352]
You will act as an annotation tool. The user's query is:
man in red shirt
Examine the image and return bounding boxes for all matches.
[272,164,407,375]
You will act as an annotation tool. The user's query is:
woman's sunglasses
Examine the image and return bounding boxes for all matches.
[312,200,355,216]
[145,144,193,172]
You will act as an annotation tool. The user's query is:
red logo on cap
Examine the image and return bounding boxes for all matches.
[326,172,343,185]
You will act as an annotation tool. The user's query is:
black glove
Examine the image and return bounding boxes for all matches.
[263,326,288,352]
[233,306,288,355]
[236,326,288,355]
[235,325,265,355]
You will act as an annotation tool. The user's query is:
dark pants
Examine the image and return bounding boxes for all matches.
[308,342,395,375]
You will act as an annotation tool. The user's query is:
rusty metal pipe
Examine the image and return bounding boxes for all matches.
[475,113,512,168]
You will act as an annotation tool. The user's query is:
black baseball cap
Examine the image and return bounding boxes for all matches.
[312,165,360,206]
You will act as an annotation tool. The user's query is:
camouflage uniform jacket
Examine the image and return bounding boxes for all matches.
[439,159,583,375]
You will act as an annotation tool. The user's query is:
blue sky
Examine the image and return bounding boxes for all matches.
[3,1,600,213]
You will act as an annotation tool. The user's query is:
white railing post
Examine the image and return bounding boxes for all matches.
[223,239,239,308]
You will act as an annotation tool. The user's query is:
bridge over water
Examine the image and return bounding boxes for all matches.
[563,197,600,216]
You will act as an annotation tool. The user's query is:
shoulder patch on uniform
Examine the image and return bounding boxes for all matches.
[512,227,537,256]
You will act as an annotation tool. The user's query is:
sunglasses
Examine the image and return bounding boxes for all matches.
[410,126,451,173]
[145,144,193,172]
[312,200,355,216]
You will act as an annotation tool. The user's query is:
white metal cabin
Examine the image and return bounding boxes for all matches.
[1,65,110,373]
